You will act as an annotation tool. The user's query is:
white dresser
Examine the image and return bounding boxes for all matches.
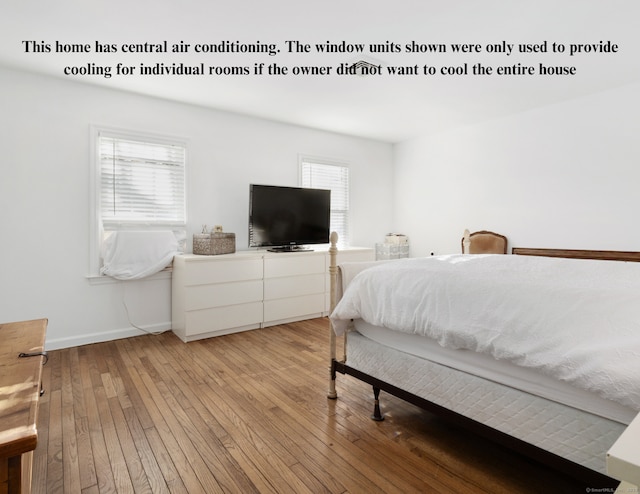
[171,247,374,342]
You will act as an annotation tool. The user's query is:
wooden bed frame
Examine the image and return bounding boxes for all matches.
[327,235,638,488]
[511,247,640,262]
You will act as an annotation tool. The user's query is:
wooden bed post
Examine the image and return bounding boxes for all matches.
[328,231,339,399]
[463,229,471,254]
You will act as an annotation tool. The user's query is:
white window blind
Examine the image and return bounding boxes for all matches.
[300,159,350,246]
[99,134,186,227]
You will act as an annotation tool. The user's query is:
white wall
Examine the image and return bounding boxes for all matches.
[0,66,393,349]
[393,82,640,257]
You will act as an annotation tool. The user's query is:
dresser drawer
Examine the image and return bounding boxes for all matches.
[185,302,263,335]
[264,293,325,322]
[264,273,324,300]
[185,280,263,310]
[185,258,263,286]
[264,254,325,278]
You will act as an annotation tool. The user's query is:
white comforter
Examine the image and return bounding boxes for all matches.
[330,254,640,410]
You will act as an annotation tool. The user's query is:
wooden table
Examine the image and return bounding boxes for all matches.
[0,319,47,494]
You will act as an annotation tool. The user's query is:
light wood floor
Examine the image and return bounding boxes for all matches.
[33,318,613,493]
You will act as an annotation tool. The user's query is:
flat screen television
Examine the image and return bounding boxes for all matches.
[249,184,331,251]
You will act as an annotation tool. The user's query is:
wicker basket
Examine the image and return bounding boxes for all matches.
[193,232,236,255]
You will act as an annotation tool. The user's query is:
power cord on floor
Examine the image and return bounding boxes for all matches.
[120,281,169,336]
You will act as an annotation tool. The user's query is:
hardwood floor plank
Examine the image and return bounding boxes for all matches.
[159,337,343,493]
[195,334,414,493]
[195,384,313,494]
[33,318,613,494]
[120,405,171,494]
[108,339,154,430]
[31,419,49,494]
[93,385,136,493]
[46,387,64,493]
[205,356,364,492]
[143,426,188,494]
[212,382,347,494]
[60,349,82,494]
[159,335,313,493]
[71,346,98,491]
[123,362,206,493]
[133,365,226,493]
[107,395,153,494]
[81,349,118,493]
[143,340,264,494]
[75,415,97,490]
[249,378,423,493]
[212,334,423,492]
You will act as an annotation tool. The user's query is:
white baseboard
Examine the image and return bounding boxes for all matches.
[45,321,172,351]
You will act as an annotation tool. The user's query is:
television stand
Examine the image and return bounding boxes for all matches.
[267,246,313,253]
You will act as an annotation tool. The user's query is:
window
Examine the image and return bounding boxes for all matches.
[300,156,350,246]
[99,133,186,226]
[89,126,187,277]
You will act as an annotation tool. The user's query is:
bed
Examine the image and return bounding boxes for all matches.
[327,232,640,487]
